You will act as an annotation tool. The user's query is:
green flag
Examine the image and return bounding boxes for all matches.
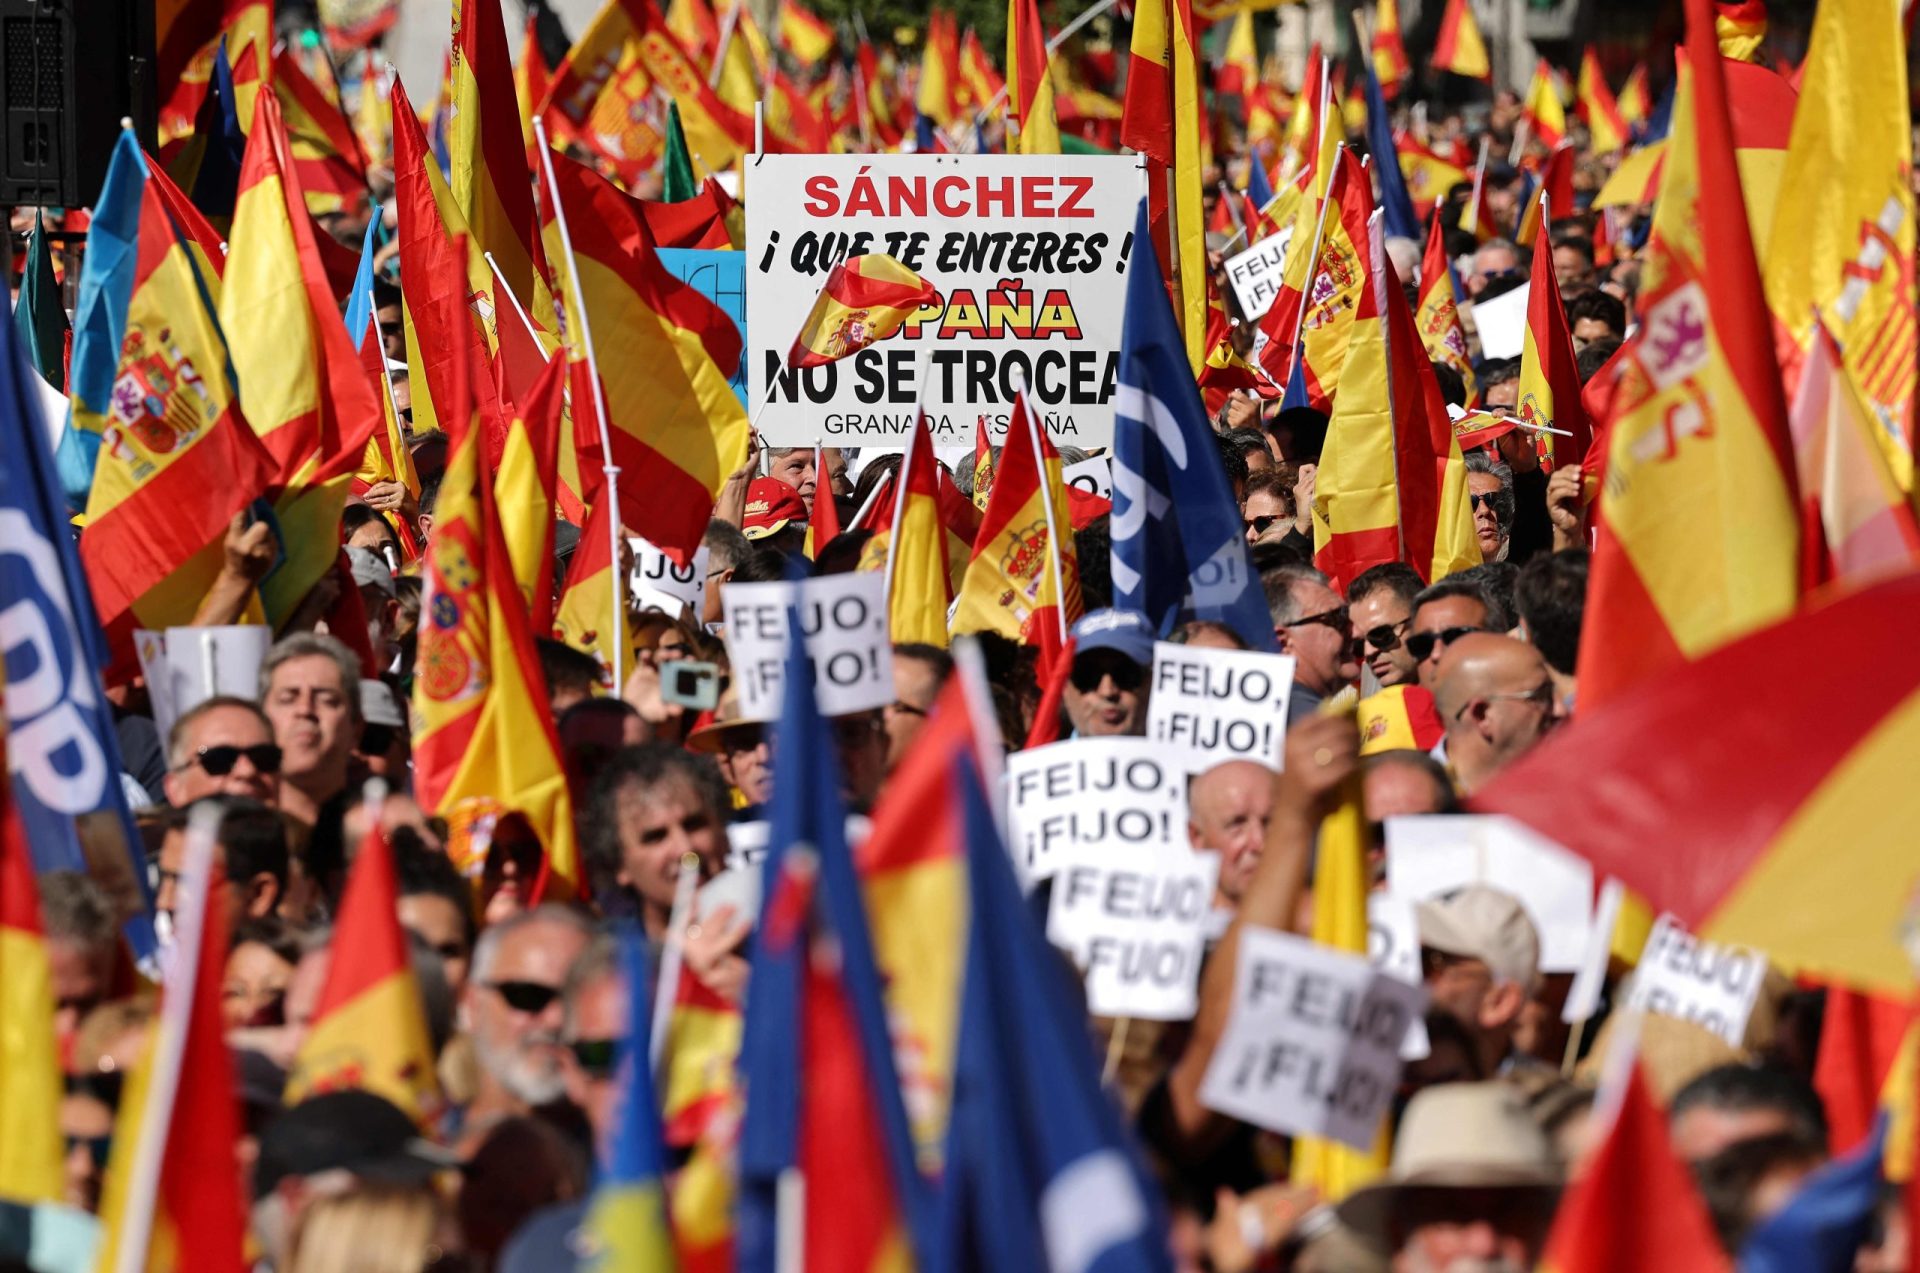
[663,103,698,202]
[12,212,67,392]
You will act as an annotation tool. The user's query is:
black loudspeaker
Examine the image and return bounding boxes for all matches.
[1,0,155,208]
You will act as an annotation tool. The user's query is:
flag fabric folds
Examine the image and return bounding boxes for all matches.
[1431,0,1490,82]
[788,255,938,369]
[1370,0,1409,98]
[1416,210,1477,403]
[13,213,68,391]
[884,409,954,646]
[777,0,834,61]
[953,392,1083,642]
[449,0,546,320]
[553,493,632,686]
[0,760,63,1205]
[583,931,679,1267]
[1361,55,1420,242]
[1578,49,1630,154]
[1522,58,1568,149]
[1258,147,1373,417]
[1715,0,1768,62]
[494,352,567,636]
[1112,200,1277,651]
[1516,199,1594,470]
[1006,0,1061,153]
[1122,0,1206,373]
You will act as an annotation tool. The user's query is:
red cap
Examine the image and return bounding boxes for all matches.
[742,476,807,540]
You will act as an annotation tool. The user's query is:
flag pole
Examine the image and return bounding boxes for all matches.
[1464,135,1490,235]
[533,118,627,693]
[1021,387,1070,647]
[1288,142,1347,358]
[709,0,742,90]
[649,851,701,1076]
[970,0,1122,128]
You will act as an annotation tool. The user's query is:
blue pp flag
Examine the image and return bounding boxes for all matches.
[58,132,147,508]
[936,756,1172,1272]
[0,291,156,959]
[1110,198,1277,651]
[579,928,678,1268]
[1741,1116,1887,1273]
[736,612,933,1272]
[345,216,381,353]
[1361,58,1421,242]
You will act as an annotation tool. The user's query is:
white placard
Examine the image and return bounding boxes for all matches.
[1062,455,1112,500]
[746,154,1144,449]
[1368,893,1431,1061]
[1004,737,1188,886]
[1145,642,1296,772]
[1223,229,1294,321]
[1046,847,1219,1021]
[1198,926,1428,1148]
[720,573,893,721]
[629,539,710,617]
[135,625,274,745]
[1468,283,1530,361]
[1624,913,1766,1048]
[1384,814,1595,973]
[1563,877,1625,1025]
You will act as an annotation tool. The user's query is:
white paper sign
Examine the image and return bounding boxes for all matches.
[1223,229,1294,321]
[747,153,1144,448]
[629,539,710,617]
[1385,814,1595,973]
[1004,737,1188,885]
[1046,847,1219,1020]
[135,625,274,745]
[1468,283,1530,361]
[1624,913,1766,1048]
[1198,926,1428,1148]
[720,572,893,721]
[1062,455,1112,500]
[1368,893,1431,1061]
[1146,642,1296,773]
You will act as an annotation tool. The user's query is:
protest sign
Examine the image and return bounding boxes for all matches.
[658,248,747,404]
[1624,913,1767,1047]
[1145,642,1296,772]
[1468,283,1530,360]
[1368,893,1431,1060]
[720,573,892,721]
[746,154,1143,449]
[1384,814,1594,972]
[1046,847,1219,1020]
[1223,228,1294,322]
[1004,737,1187,886]
[628,539,710,617]
[135,625,274,745]
[1062,455,1112,500]
[1563,878,1625,1025]
[1198,926,1428,1148]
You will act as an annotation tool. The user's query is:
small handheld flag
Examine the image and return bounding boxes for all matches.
[788,254,938,369]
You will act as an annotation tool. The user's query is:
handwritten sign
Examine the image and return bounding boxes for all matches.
[1624,914,1766,1048]
[1004,737,1187,886]
[1384,815,1595,973]
[1223,228,1294,322]
[1047,847,1219,1020]
[629,539,710,617]
[1198,926,1427,1148]
[720,572,893,721]
[1146,642,1296,772]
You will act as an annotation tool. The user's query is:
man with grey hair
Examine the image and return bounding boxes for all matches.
[40,871,118,1041]
[702,518,752,627]
[458,905,594,1147]
[258,633,363,828]
[1467,237,1524,298]
[164,694,281,808]
[1464,451,1516,563]
[1264,564,1358,717]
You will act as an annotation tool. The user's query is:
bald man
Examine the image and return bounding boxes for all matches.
[1432,634,1567,795]
[1188,760,1274,912]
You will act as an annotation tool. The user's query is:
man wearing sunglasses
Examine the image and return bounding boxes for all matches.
[1063,610,1157,737]
[163,695,282,808]
[1407,579,1497,689]
[1432,634,1568,796]
[459,905,593,1146]
[1347,563,1425,688]
[1267,566,1361,712]
[1464,453,1517,564]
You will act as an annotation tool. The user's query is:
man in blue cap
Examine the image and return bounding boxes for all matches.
[1063,609,1156,738]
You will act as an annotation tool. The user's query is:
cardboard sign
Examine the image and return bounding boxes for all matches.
[1384,815,1595,973]
[1047,847,1219,1020]
[746,154,1144,448]
[1062,454,1112,500]
[1223,228,1294,322]
[1198,925,1428,1148]
[134,625,274,746]
[1624,913,1767,1047]
[1004,737,1188,886]
[1145,642,1296,772]
[629,539,710,617]
[720,572,893,721]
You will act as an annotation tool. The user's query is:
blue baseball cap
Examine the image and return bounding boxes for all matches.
[1069,609,1155,666]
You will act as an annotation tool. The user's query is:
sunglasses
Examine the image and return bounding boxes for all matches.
[1347,620,1410,661]
[183,743,282,778]
[1470,490,1516,523]
[1280,606,1350,636]
[1070,657,1146,694]
[1405,626,1482,664]
[66,1134,112,1171]
[1244,513,1284,536]
[569,1037,619,1079]
[488,980,561,1015]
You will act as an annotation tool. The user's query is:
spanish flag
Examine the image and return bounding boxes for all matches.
[494,351,567,635]
[1765,0,1915,491]
[538,0,665,185]
[970,412,995,512]
[1215,7,1256,101]
[777,0,834,61]
[1259,147,1372,417]
[412,333,579,897]
[271,49,368,218]
[1513,142,1572,249]
[1715,0,1767,62]
[449,0,548,324]
[1516,196,1594,470]
[1268,50,1323,195]
[285,819,442,1121]
[1356,684,1445,755]
[1521,57,1567,150]
[884,408,952,646]
[1123,0,1206,372]
[553,493,632,686]
[1006,0,1061,153]
[1577,49,1630,155]
[1577,4,1803,713]
[585,934,679,1270]
[855,43,904,148]
[789,254,938,369]
[915,10,960,126]
[1398,136,1468,218]
[1814,986,1915,1158]
[768,67,832,152]
[958,28,1002,112]
[1618,63,1650,125]
[1370,0,1409,98]
[95,811,247,1273]
[539,147,750,564]
[156,0,270,151]
[1430,0,1489,82]
[1415,209,1477,404]
[953,391,1082,642]
[667,0,719,61]
[0,748,61,1205]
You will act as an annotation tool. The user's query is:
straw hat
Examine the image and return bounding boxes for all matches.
[686,687,761,754]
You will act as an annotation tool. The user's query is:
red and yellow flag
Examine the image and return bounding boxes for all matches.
[1356,684,1445,754]
[1764,0,1915,491]
[1215,6,1257,101]
[1007,0,1061,153]
[768,68,833,153]
[1371,0,1410,98]
[515,15,553,159]
[916,10,963,126]
[1578,10,1804,713]
[495,352,567,636]
[667,0,720,61]
[0,741,61,1205]
[1715,0,1768,63]
[970,413,995,512]
[1259,147,1373,416]
[271,50,369,218]
[450,0,547,323]
[540,149,750,564]
[1124,0,1206,372]
[351,332,423,561]
[806,442,844,556]
[1516,199,1594,470]
[285,820,442,1120]
[1521,57,1568,150]
[1618,63,1650,125]
[884,410,952,646]
[553,493,632,687]
[1398,136,1468,217]
[776,0,834,61]
[1514,142,1573,248]
[540,0,664,185]
[954,393,1082,642]
[789,255,937,369]
[1430,0,1489,82]
[1577,49,1630,155]
[1415,209,1477,404]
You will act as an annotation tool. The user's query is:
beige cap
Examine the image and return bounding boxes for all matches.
[1416,884,1542,990]
[1335,1082,1562,1244]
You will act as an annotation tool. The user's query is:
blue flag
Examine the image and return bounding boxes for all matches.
[58,132,147,507]
[736,615,933,1271]
[344,216,382,353]
[1361,58,1421,242]
[0,291,156,959]
[1741,1117,1886,1273]
[1110,199,1277,651]
[1246,159,1275,220]
[579,928,677,1266]
[936,757,1172,1272]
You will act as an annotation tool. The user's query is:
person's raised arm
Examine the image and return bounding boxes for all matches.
[711,429,762,529]
[191,512,276,627]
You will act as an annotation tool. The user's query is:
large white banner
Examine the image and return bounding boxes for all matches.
[746,154,1144,449]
